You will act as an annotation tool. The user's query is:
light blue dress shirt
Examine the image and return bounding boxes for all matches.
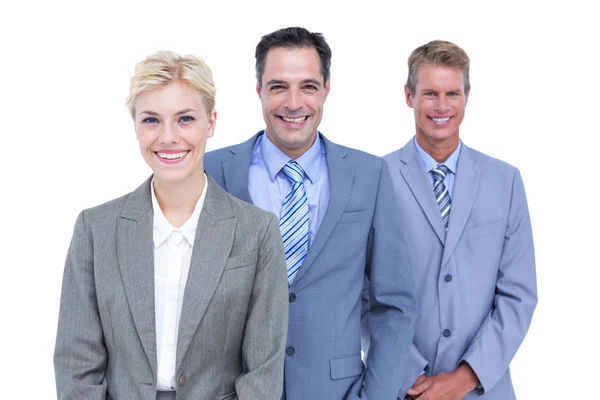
[248,132,329,246]
[414,137,462,199]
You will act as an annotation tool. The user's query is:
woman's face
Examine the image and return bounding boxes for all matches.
[134,81,216,185]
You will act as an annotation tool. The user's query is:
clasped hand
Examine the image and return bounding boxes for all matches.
[406,364,478,400]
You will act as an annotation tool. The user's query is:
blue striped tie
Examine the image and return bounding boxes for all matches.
[280,161,309,284]
[431,165,451,231]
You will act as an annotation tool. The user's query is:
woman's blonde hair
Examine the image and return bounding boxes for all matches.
[126,50,216,118]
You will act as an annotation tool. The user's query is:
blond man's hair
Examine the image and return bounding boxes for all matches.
[406,40,470,94]
[126,50,216,118]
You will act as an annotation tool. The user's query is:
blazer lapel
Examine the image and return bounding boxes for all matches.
[291,136,353,285]
[222,133,262,204]
[117,177,157,376]
[397,140,446,245]
[441,145,480,268]
[176,176,236,369]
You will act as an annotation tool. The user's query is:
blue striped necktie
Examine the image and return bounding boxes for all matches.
[279,161,309,284]
[431,164,451,231]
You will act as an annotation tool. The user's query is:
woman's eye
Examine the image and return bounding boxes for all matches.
[179,116,195,123]
[142,117,158,124]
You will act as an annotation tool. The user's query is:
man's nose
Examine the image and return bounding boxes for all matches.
[434,95,450,113]
[284,89,302,111]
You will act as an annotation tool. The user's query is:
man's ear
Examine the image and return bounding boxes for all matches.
[324,79,331,99]
[256,82,262,97]
[405,85,414,108]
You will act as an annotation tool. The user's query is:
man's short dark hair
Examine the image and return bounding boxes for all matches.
[255,27,332,86]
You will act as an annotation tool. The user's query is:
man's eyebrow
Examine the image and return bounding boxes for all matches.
[265,79,287,87]
[301,79,322,87]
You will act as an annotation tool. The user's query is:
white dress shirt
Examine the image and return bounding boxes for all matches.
[151,176,208,390]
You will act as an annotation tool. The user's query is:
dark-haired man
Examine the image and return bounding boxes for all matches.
[205,27,416,400]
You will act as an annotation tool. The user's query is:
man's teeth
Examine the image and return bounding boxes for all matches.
[281,116,307,123]
[431,117,451,123]
[157,151,188,159]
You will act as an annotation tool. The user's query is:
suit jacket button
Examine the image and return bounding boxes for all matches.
[289,293,296,303]
[178,374,187,387]
[443,329,451,337]
[444,274,453,282]
[286,346,295,356]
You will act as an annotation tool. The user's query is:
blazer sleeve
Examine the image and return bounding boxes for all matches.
[362,300,426,398]
[235,214,288,400]
[460,169,538,394]
[54,211,108,400]
[398,344,430,397]
[358,161,418,400]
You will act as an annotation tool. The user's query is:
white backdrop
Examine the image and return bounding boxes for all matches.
[1,0,597,398]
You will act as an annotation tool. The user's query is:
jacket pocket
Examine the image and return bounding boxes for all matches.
[224,251,257,271]
[467,219,506,241]
[338,210,367,224]
[218,391,237,400]
[330,352,363,380]
[106,393,114,400]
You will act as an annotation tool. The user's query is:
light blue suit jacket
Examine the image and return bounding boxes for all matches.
[384,138,537,399]
[205,132,417,400]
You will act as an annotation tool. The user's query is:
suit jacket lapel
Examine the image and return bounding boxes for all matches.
[397,140,446,245]
[176,176,236,369]
[117,177,157,376]
[291,136,353,285]
[222,133,262,204]
[441,145,480,268]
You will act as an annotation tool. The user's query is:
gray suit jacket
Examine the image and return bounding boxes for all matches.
[204,132,417,400]
[385,139,537,399]
[54,175,288,400]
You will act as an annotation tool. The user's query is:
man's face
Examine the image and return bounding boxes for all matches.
[406,64,468,149]
[257,46,330,158]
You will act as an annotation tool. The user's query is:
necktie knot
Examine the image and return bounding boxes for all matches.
[431,164,450,182]
[282,161,305,184]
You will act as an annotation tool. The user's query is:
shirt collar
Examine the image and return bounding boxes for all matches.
[259,131,323,184]
[151,174,208,248]
[414,136,462,174]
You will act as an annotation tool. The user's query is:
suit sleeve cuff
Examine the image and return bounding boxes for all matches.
[399,346,429,397]
[459,356,486,396]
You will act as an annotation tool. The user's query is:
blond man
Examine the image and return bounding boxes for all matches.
[384,41,537,399]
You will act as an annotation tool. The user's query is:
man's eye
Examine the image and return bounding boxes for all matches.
[303,85,317,90]
[179,115,195,123]
[270,85,284,90]
[142,117,158,124]
[448,92,460,97]
[424,92,435,97]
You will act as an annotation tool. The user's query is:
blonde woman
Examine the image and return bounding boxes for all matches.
[54,51,288,400]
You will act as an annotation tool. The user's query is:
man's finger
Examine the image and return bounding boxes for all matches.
[414,374,427,385]
[407,376,433,396]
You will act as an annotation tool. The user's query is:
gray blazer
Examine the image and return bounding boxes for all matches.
[385,139,537,399]
[54,175,289,400]
[205,132,417,400]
